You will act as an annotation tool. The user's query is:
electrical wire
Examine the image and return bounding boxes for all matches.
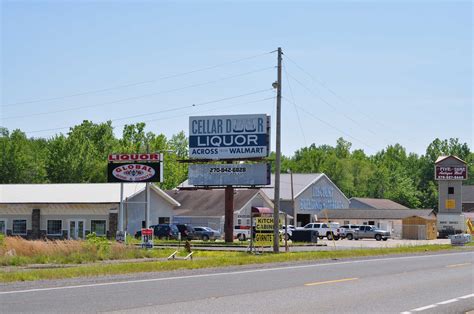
[24,90,274,135]
[283,96,376,152]
[4,66,274,120]
[283,53,391,131]
[283,61,307,146]
[285,71,379,137]
[3,51,273,108]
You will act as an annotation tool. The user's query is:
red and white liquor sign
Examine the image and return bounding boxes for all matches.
[108,153,162,162]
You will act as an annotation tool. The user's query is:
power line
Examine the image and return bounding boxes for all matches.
[283,53,391,131]
[138,96,275,126]
[283,97,376,152]
[4,66,274,120]
[3,51,273,107]
[283,61,307,146]
[24,89,274,135]
[285,71,380,137]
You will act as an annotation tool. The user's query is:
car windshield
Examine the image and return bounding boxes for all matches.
[204,227,213,231]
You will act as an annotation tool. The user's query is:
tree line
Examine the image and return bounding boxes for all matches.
[1,121,472,209]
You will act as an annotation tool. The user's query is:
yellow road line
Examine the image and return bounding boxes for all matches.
[304,277,359,286]
[446,263,472,268]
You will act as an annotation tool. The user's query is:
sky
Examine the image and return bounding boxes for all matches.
[1,0,472,157]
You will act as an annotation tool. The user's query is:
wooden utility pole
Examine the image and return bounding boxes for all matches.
[273,47,282,253]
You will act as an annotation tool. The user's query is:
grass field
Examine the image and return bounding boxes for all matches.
[1,238,470,283]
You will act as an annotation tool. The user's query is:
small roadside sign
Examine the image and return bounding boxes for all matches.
[141,228,154,249]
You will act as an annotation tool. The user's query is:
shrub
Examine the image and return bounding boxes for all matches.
[85,233,111,260]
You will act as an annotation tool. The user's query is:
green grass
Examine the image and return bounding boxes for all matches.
[0,243,466,283]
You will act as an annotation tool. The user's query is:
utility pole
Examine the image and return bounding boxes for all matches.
[273,47,282,253]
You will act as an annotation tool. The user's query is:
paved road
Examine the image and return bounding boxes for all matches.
[1,251,473,313]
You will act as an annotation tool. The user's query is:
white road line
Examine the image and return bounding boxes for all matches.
[436,298,459,305]
[402,293,474,313]
[0,251,472,296]
[413,304,437,311]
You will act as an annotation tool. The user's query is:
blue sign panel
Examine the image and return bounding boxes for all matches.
[189,114,270,159]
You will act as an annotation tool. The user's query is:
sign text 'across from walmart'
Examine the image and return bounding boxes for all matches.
[189,114,270,159]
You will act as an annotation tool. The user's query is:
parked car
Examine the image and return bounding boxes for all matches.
[193,226,221,241]
[338,224,362,240]
[280,225,296,240]
[134,224,180,240]
[352,225,390,241]
[301,222,340,240]
[176,224,196,240]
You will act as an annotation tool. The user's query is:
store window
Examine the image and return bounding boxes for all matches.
[448,187,454,195]
[158,217,170,224]
[0,220,6,234]
[91,220,107,236]
[368,221,375,225]
[47,220,62,235]
[12,219,27,235]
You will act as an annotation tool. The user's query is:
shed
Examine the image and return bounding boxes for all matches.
[402,215,437,240]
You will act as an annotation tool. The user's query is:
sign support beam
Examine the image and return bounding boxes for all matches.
[224,184,234,243]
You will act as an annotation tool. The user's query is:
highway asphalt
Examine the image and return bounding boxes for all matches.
[0,251,473,313]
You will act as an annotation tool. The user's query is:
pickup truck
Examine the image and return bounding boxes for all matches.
[301,222,340,240]
[347,225,390,241]
[338,224,362,240]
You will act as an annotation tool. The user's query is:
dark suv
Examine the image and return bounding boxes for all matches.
[176,224,196,240]
[135,224,180,240]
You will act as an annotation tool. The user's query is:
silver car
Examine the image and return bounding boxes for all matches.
[193,226,221,241]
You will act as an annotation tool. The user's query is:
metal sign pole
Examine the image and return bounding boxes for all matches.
[119,182,124,232]
[146,182,151,228]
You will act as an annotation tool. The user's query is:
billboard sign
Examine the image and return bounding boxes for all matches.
[189,114,270,159]
[188,163,270,186]
[435,166,467,180]
[108,153,162,162]
[107,162,163,183]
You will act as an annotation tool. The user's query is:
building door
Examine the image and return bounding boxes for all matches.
[69,220,85,240]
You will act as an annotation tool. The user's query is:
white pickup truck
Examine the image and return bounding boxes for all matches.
[301,222,340,240]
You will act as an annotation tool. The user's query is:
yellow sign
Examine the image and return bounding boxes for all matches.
[446,199,456,209]
[255,233,273,245]
[466,219,474,235]
[255,217,283,231]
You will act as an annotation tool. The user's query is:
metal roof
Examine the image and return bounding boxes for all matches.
[166,189,271,217]
[260,173,323,200]
[435,155,466,164]
[319,209,435,220]
[350,197,409,209]
[0,183,177,205]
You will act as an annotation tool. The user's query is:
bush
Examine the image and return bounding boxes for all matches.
[85,233,111,260]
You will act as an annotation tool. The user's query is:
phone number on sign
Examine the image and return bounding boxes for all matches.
[209,167,247,174]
